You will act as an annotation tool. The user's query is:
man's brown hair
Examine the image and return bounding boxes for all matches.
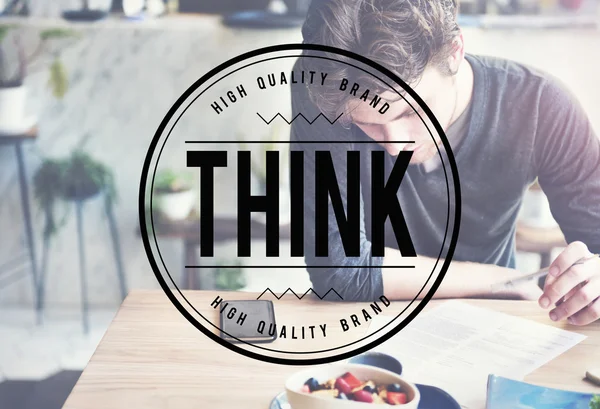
[300,0,460,124]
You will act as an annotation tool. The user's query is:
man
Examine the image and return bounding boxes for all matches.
[289,0,600,325]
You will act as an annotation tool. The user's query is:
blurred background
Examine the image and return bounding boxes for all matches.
[0,0,598,408]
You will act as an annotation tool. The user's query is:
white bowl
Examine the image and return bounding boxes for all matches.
[153,190,196,221]
[285,363,420,409]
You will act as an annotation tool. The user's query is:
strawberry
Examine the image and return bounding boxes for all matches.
[341,372,362,389]
[334,378,352,395]
[387,392,408,405]
[353,390,374,403]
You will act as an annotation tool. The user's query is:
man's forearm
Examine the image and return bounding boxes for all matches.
[381,247,529,300]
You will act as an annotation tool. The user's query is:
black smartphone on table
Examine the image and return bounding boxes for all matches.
[219,300,277,344]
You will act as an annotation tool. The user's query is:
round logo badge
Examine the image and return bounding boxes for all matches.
[139,44,461,365]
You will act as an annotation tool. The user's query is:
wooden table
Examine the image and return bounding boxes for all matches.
[62,290,600,409]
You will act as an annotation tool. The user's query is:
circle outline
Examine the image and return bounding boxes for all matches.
[149,53,451,352]
[138,43,462,365]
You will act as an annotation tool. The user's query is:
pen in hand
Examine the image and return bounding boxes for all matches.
[491,253,600,293]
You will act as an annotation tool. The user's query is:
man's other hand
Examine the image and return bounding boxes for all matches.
[539,241,600,326]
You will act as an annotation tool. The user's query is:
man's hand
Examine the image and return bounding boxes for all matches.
[539,241,600,326]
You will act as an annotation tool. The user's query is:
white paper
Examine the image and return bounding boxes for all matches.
[367,300,586,409]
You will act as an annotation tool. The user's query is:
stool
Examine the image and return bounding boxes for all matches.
[38,192,127,333]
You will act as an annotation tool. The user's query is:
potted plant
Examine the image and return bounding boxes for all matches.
[61,150,117,202]
[33,149,117,239]
[237,122,289,194]
[237,122,291,223]
[0,25,78,133]
[214,260,246,291]
[152,169,196,221]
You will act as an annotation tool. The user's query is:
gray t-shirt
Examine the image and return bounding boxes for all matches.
[421,97,472,174]
[289,53,600,302]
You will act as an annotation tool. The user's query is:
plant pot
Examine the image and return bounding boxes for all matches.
[153,189,196,221]
[0,85,32,134]
[63,183,102,202]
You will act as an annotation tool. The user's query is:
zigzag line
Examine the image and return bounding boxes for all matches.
[256,287,343,301]
[256,112,343,125]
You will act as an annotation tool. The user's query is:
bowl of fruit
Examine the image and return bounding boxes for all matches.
[285,363,420,409]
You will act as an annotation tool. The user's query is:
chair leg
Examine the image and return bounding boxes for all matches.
[75,201,89,334]
[105,199,127,300]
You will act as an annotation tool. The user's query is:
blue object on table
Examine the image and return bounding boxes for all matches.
[269,351,461,409]
[348,351,404,374]
[349,352,461,409]
[269,386,460,409]
[486,374,596,409]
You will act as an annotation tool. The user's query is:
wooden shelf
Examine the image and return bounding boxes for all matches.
[0,126,38,143]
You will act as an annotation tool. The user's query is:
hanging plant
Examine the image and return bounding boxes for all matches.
[33,149,117,239]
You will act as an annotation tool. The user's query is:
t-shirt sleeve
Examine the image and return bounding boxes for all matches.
[288,76,384,302]
[534,77,600,253]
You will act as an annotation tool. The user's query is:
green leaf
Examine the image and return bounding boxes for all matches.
[154,169,194,192]
[48,58,68,99]
[214,261,246,291]
[0,25,17,43]
[590,395,600,409]
[33,150,116,239]
[40,28,79,40]
[33,158,68,239]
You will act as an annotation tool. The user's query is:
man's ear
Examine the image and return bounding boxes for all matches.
[447,32,465,75]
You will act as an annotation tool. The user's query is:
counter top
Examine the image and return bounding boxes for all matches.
[61,290,600,409]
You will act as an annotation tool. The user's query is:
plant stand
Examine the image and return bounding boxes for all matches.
[38,193,128,334]
[0,127,41,322]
